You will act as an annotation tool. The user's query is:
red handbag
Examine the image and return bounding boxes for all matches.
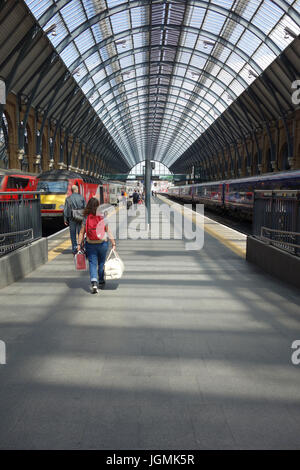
[74,251,87,271]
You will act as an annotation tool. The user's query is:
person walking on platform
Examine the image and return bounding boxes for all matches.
[132,189,140,209]
[64,185,86,255]
[77,197,116,294]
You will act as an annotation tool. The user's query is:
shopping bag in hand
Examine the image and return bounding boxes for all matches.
[74,251,87,271]
[104,249,124,280]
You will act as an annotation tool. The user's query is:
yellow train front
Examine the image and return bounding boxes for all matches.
[37,170,110,220]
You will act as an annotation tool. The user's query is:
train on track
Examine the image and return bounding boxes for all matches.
[37,170,131,219]
[0,169,38,200]
[167,170,300,220]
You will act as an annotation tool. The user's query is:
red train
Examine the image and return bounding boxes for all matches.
[36,170,110,218]
[0,169,38,200]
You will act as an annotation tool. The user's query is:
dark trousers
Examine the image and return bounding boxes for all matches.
[69,220,81,254]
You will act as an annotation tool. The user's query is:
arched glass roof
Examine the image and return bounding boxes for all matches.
[25,0,300,169]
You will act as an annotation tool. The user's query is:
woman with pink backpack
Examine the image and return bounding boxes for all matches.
[77,197,116,294]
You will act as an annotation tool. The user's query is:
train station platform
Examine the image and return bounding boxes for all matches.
[1,198,300,449]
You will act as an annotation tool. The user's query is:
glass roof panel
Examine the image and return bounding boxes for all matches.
[25,0,300,168]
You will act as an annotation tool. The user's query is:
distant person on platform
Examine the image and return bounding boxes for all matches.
[132,189,140,209]
[64,185,86,255]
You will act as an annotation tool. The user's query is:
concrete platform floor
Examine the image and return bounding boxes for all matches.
[0,200,300,449]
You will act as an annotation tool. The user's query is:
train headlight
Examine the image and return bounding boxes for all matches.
[59,205,64,209]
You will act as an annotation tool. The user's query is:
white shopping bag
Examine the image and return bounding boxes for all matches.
[104,249,124,280]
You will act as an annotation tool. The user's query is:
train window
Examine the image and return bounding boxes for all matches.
[37,180,68,193]
[7,177,29,189]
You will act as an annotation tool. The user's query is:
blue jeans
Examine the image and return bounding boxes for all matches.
[69,220,81,254]
[86,241,108,283]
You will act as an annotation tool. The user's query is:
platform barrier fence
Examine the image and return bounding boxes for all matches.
[253,190,300,256]
[0,191,42,256]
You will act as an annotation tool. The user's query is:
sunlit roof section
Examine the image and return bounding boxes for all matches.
[25,0,300,169]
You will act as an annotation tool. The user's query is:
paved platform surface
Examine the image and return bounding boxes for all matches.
[0,200,300,449]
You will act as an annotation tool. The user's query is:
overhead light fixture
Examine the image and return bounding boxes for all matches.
[191,72,199,78]
[248,69,258,79]
[116,39,126,48]
[203,40,215,49]
[45,24,57,36]
[73,67,81,76]
[227,93,234,101]
[284,26,298,39]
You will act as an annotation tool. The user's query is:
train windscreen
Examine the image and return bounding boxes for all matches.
[7,176,29,189]
[37,180,68,194]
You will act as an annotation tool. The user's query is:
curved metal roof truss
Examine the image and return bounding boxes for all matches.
[24,0,300,169]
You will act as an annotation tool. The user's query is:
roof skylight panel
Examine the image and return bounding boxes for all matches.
[83,0,98,19]
[211,0,235,8]
[130,6,147,28]
[252,0,283,34]
[240,0,262,22]
[181,31,198,49]
[61,0,86,33]
[203,10,226,35]
[75,29,95,55]
[252,43,277,68]
[60,42,80,67]
[210,82,224,96]
[213,46,231,63]
[239,65,256,85]
[99,47,110,61]
[175,65,187,77]
[99,82,112,95]
[228,79,245,96]
[91,24,103,43]
[133,33,145,48]
[93,68,107,84]
[94,102,103,112]
[98,18,112,39]
[134,52,146,65]
[273,14,300,47]
[217,67,237,86]
[269,20,295,49]
[208,63,222,77]
[25,0,52,19]
[225,23,245,44]
[85,52,101,72]
[295,0,300,13]
[81,79,95,94]
[178,51,192,64]
[110,10,130,35]
[120,55,134,68]
[236,29,262,56]
[225,51,245,73]
[41,13,64,47]
[214,100,226,112]
[186,5,206,28]
[190,55,206,70]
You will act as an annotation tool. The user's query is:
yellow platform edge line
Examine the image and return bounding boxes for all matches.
[158,195,246,259]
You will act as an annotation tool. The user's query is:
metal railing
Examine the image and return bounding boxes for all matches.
[253,190,300,256]
[0,191,42,256]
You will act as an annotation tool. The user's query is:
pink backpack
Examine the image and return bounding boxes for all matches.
[86,214,106,240]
